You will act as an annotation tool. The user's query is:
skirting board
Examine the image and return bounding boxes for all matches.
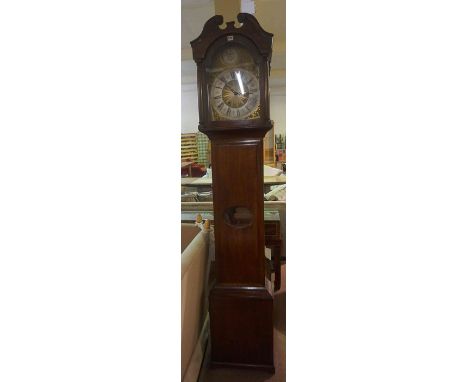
[182,315,210,382]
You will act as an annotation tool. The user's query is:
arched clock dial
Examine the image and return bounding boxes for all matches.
[220,47,239,65]
[210,68,259,120]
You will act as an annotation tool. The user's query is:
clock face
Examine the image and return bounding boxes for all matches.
[210,68,260,120]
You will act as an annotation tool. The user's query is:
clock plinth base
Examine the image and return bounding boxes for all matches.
[209,285,274,371]
[211,361,275,374]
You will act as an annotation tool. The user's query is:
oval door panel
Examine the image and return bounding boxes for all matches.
[223,206,253,228]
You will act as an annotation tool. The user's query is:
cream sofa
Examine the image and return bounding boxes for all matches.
[181,223,210,382]
[181,201,286,259]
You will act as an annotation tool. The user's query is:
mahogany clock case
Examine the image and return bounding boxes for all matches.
[190,13,277,372]
[191,13,274,135]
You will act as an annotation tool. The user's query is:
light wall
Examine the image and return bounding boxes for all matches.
[270,92,286,136]
[181,87,199,134]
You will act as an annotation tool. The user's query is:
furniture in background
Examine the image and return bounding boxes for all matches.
[181,224,211,382]
[196,132,211,168]
[181,174,286,194]
[181,133,207,177]
[264,127,275,166]
[181,133,198,163]
[181,163,206,178]
[264,213,282,291]
[181,161,194,177]
[275,133,286,167]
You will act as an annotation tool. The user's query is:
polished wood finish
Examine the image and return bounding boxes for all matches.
[180,210,283,291]
[211,139,265,285]
[210,286,274,372]
[191,13,275,371]
[191,13,273,134]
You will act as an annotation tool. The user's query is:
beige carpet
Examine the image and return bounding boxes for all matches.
[199,264,286,382]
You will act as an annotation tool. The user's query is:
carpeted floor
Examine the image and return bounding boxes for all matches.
[199,264,286,382]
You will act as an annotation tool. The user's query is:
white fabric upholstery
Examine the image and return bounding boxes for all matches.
[181,223,201,253]
[181,224,210,382]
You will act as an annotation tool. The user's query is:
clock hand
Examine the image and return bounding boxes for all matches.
[225,84,239,95]
[227,86,251,97]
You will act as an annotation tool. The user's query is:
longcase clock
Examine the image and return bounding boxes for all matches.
[191,13,275,372]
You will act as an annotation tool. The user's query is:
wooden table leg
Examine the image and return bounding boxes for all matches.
[272,244,281,291]
[266,238,282,292]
